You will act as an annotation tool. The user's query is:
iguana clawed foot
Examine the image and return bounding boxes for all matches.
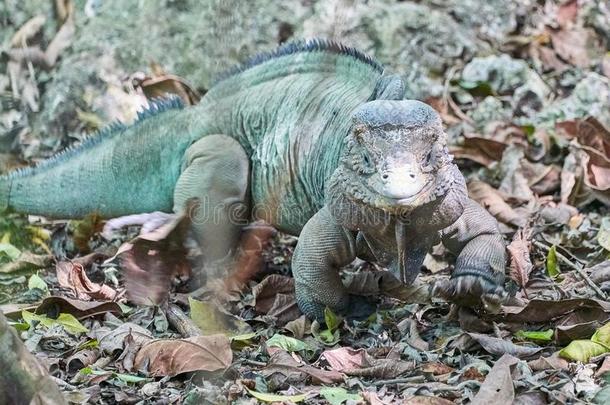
[432,271,508,314]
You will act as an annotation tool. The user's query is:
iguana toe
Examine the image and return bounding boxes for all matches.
[432,273,508,313]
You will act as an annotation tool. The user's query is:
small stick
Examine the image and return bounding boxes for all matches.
[164,302,202,337]
[241,359,267,367]
[371,375,426,386]
[533,240,608,300]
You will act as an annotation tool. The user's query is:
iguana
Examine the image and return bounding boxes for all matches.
[0,39,507,321]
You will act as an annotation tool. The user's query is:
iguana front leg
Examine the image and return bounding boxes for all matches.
[436,198,507,311]
[293,206,364,322]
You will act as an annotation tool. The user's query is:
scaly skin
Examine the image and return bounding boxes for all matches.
[0,39,507,321]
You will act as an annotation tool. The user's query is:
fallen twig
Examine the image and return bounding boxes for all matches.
[371,375,426,386]
[533,240,608,300]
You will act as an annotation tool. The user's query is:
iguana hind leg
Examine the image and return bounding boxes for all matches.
[173,135,250,262]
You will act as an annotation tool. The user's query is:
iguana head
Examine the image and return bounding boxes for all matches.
[327,100,463,285]
[334,99,455,214]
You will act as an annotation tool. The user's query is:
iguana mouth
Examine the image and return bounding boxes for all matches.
[390,180,436,206]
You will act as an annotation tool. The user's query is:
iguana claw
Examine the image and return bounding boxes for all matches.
[432,273,508,314]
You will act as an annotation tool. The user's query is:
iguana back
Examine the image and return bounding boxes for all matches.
[0,39,384,234]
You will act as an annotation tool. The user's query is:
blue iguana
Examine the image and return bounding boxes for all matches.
[0,39,506,320]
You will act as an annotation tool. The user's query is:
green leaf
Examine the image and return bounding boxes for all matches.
[592,322,610,349]
[230,332,257,350]
[7,321,30,331]
[22,311,89,334]
[78,339,99,350]
[599,217,610,252]
[458,80,494,96]
[324,307,342,331]
[0,243,21,261]
[55,313,89,334]
[266,333,311,353]
[515,329,554,342]
[79,367,93,375]
[320,387,362,405]
[246,388,306,403]
[546,245,560,279]
[559,340,608,362]
[317,328,340,346]
[117,302,133,314]
[27,273,48,293]
[189,297,249,336]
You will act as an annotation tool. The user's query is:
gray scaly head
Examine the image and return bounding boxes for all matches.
[325,99,466,285]
[341,100,454,212]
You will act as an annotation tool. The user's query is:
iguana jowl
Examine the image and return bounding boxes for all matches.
[0,39,506,321]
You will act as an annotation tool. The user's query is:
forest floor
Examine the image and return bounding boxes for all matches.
[1,0,610,404]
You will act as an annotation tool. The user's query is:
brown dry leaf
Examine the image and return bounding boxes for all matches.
[528,351,570,371]
[0,252,53,274]
[596,356,610,377]
[556,0,578,28]
[56,261,117,301]
[261,350,344,384]
[468,181,526,227]
[96,322,152,355]
[322,347,370,372]
[501,298,610,323]
[346,359,415,379]
[420,362,454,375]
[465,333,542,359]
[66,349,98,374]
[361,391,386,405]
[35,296,122,320]
[404,397,454,405]
[252,275,301,324]
[550,27,599,68]
[284,315,310,339]
[136,74,201,106]
[450,135,507,166]
[507,227,533,290]
[321,346,414,378]
[116,208,192,306]
[471,354,519,405]
[252,274,295,313]
[134,334,232,377]
[557,117,610,205]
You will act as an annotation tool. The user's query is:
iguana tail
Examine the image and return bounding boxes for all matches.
[2,98,211,219]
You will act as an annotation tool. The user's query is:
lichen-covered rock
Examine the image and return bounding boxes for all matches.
[462,54,537,94]
[536,72,610,129]
[462,54,550,120]
[426,0,519,43]
[469,96,511,129]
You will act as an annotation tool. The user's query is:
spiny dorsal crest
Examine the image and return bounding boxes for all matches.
[213,38,384,85]
[2,96,184,180]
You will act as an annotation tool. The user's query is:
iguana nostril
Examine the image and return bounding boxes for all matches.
[382,174,389,180]
[409,173,416,179]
